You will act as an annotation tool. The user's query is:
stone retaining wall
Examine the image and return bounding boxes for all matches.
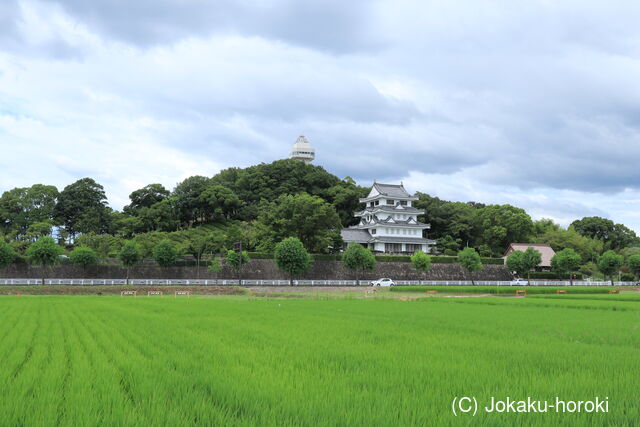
[0,259,512,281]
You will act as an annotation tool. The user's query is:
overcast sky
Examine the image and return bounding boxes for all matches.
[1,0,640,230]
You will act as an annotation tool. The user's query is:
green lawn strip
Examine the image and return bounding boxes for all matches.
[391,285,619,294]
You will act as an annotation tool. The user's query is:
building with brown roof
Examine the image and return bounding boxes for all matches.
[503,243,556,270]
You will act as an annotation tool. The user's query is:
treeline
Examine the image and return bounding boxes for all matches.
[1,159,639,278]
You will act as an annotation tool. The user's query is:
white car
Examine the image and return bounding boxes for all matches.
[370,278,396,287]
[510,278,528,286]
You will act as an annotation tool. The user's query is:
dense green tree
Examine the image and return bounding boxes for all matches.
[54,178,110,239]
[0,240,15,269]
[505,247,542,280]
[76,233,124,259]
[26,237,64,284]
[476,205,534,255]
[210,159,344,221]
[626,254,640,280]
[257,193,342,253]
[274,237,312,286]
[153,239,179,267]
[458,247,483,285]
[551,248,582,285]
[0,184,58,237]
[124,184,170,214]
[342,243,376,286]
[137,198,180,232]
[579,262,597,278]
[69,246,98,270]
[532,218,561,236]
[506,250,525,276]
[571,216,639,250]
[535,227,603,263]
[199,184,242,220]
[597,250,624,286]
[410,250,432,279]
[24,221,53,242]
[520,247,542,280]
[172,176,212,226]
[119,241,141,283]
[226,249,249,284]
[414,194,481,245]
[323,179,367,227]
[436,235,462,254]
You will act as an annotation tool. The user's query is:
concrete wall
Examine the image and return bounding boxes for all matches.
[0,259,512,281]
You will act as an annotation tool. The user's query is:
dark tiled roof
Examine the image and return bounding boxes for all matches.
[373,183,412,198]
[356,206,423,215]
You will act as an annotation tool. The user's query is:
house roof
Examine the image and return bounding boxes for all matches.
[340,228,371,244]
[373,182,412,198]
[503,243,556,267]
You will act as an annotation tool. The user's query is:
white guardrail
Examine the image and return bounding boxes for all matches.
[0,279,638,287]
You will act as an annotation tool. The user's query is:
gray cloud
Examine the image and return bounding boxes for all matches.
[3,0,640,230]
[40,0,381,53]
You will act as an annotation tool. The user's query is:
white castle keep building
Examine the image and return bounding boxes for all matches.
[341,182,435,254]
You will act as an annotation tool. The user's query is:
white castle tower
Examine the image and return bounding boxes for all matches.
[289,135,315,163]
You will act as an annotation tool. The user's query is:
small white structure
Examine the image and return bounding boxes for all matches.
[341,182,435,254]
[289,135,315,163]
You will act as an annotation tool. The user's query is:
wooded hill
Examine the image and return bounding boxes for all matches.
[1,159,639,272]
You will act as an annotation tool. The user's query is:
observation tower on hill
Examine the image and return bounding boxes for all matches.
[289,135,315,163]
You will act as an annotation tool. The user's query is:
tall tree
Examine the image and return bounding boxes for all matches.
[551,248,582,286]
[274,237,312,286]
[506,250,526,277]
[571,216,639,250]
[26,237,64,284]
[597,250,624,286]
[119,242,141,284]
[172,176,211,226]
[124,184,170,214]
[0,184,58,237]
[257,193,343,253]
[458,247,483,285]
[521,247,542,280]
[476,204,534,255]
[226,249,249,285]
[198,185,242,221]
[342,243,376,286]
[54,178,110,239]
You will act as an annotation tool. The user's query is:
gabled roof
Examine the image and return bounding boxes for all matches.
[373,182,412,198]
[503,243,556,267]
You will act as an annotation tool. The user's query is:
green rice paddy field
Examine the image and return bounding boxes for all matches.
[0,293,638,426]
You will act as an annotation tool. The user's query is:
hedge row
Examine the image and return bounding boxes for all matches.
[247,252,504,264]
[527,272,584,280]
